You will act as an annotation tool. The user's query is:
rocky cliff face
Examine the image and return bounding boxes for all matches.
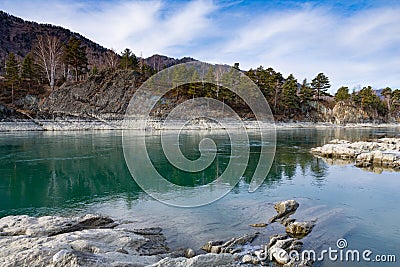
[332,101,384,124]
[38,71,389,124]
[40,70,140,120]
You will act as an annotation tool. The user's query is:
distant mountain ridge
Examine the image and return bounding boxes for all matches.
[0,10,196,74]
[144,55,197,72]
[0,11,108,71]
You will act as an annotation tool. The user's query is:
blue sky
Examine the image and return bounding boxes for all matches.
[1,0,399,92]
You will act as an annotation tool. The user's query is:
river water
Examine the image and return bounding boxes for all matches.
[0,128,399,266]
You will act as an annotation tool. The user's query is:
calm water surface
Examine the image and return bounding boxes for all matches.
[0,128,399,266]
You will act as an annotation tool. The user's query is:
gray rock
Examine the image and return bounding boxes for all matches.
[185,248,196,258]
[40,70,139,120]
[269,246,289,264]
[0,214,168,267]
[201,233,258,254]
[312,138,400,171]
[269,200,299,223]
[150,253,236,267]
[242,254,253,263]
[285,222,315,238]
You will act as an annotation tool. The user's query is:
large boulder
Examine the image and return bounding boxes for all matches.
[312,138,400,171]
[0,214,169,267]
[150,253,235,267]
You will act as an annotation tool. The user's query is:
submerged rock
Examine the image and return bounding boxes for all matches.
[249,223,268,228]
[269,200,299,223]
[201,233,259,254]
[0,200,318,266]
[286,221,315,238]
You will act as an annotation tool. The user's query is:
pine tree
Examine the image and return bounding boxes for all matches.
[281,74,300,115]
[334,86,351,102]
[356,86,387,115]
[299,78,314,103]
[171,64,188,99]
[204,65,216,98]
[119,48,138,70]
[392,89,400,113]
[381,87,392,115]
[63,37,88,81]
[21,53,35,89]
[5,53,20,104]
[187,67,200,98]
[311,73,331,99]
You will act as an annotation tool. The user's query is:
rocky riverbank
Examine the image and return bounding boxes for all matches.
[0,200,317,267]
[311,138,400,171]
[0,118,399,131]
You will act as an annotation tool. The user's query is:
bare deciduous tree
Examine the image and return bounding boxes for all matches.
[104,49,120,70]
[33,35,63,90]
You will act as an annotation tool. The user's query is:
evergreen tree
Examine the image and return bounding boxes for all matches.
[63,37,88,81]
[356,86,387,115]
[392,89,400,113]
[140,63,156,79]
[246,66,284,113]
[221,65,240,104]
[299,78,314,103]
[21,53,34,80]
[171,64,188,99]
[311,72,331,99]
[5,52,20,104]
[281,74,300,115]
[187,67,200,98]
[381,87,392,115]
[334,86,351,102]
[119,48,138,70]
[204,65,216,98]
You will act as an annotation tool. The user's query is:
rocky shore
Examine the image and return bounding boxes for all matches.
[311,138,400,171]
[0,200,316,267]
[0,118,399,131]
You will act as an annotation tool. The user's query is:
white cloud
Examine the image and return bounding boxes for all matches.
[198,5,400,91]
[128,0,216,56]
[0,0,399,91]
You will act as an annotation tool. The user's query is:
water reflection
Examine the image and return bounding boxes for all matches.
[0,127,396,216]
[0,132,141,216]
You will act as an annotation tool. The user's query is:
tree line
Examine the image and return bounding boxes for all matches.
[1,36,399,120]
[0,35,156,104]
[161,63,399,120]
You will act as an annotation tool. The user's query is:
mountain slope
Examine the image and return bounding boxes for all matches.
[0,10,197,75]
[0,10,108,73]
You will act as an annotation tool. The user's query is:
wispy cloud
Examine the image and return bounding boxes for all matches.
[0,0,399,91]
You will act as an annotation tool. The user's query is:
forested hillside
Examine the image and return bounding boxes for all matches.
[1,10,399,123]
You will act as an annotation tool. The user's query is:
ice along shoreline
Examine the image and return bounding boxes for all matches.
[0,119,399,131]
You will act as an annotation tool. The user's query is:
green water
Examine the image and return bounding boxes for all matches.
[0,128,399,266]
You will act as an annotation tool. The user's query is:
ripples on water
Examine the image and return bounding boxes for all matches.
[0,128,399,266]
